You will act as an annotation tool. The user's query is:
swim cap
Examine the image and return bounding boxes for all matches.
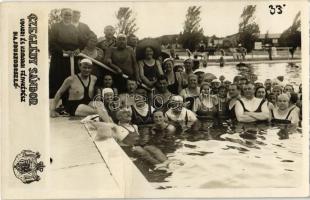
[170,95,183,102]
[102,88,114,95]
[211,79,220,83]
[80,58,92,65]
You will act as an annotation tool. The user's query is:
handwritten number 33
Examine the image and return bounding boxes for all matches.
[269,5,285,15]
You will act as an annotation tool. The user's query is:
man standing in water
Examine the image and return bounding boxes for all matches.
[105,34,140,92]
[234,83,269,123]
[50,59,109,121]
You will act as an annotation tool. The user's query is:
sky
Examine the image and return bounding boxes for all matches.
[62,1,302,39]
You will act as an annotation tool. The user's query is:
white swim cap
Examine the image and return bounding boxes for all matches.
[102,88,114,95]
[80,58,92,65]
[170,95,183,102]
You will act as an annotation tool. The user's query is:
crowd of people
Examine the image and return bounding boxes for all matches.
[50,9,302,167]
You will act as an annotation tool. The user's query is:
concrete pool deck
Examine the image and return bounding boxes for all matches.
[50,117,153,198]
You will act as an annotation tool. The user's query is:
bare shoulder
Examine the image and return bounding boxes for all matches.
[64,76,75,84]
[90,74,97,81]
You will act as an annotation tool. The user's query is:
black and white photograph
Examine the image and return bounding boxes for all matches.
[1,0,309,198]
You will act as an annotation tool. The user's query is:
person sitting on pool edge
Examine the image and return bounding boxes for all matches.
[234,83,270,123]
[165,95,197,130]
[94,109,168,165]
[50,58,107,120]
[270,94,299,125]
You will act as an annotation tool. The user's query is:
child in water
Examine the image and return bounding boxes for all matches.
[95,109,167,165]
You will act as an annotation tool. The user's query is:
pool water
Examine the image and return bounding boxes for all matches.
[129,62,303,189]
[200,62,301,88]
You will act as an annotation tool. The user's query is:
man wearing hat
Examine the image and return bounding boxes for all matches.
[105,34,140,92]
[50,58,107,119]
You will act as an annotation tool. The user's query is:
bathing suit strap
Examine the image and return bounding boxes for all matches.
[77,74,91,89]
[285,107,295,120]
[77,74,91,101]
[120,124,137,135]
[271,109,275,118]
[237,99,248,112]
[255,99,266,112]
[185,110,189,125]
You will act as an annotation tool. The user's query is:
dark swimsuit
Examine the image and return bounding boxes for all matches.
[143,60,159,82]
[63,75,92,116]
[150,124,177,153]
[131,105,153,125]
[227,99,237,120]
[271,107,295,124]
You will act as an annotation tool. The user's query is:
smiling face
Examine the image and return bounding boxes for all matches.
[153,111,165,125]
[200,84,211,95]
[61,9,72,24]
[79,62,92,77]
[277,95,289,110]
[164,61,174,73]
[228,84,239,98]
[256,88,266,99]
[272,86,282,96]
[188,75,198,88]
[145,47,154,59]
[103,75,113,88]
[284,85,294,94]
[243,84,255,99]
[218,87,227,98]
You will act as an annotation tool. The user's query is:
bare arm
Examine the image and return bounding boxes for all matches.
[104,48,123,74]
[131,49,140,81]
[235,101,256,122]
[246,102,270,121]
[156,60,164,75]
[50,77,73,117]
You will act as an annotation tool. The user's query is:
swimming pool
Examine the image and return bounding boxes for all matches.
[129,62,303,190]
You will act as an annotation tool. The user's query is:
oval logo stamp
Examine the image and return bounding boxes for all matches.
[13,150,45,184]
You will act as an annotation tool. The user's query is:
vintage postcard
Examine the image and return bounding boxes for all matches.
[1,0,309,198]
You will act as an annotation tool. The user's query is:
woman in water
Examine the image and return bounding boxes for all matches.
[180,74,200,110]
[270,94,299,125]
[194,83,218,119]
[255,86,267,99]
[217,86,229,120]
[138,46,163,87]
[130,88,154,126]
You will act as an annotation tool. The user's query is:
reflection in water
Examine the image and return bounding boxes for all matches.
[130,118,302,188]
[128,62,302,189]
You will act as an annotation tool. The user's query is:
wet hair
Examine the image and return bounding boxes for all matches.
[254,86,267,98]
[267,92,276,102]
[229,84,241,91]
[289,92,298,104]
[233,75,241,84]
[200,83,211,92]
[218,85,228,93]
[239,76,248,84]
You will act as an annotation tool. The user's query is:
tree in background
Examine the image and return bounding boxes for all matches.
[178,6,204,51]
[238,5,260,53]
[115,7,139,36]
[48,9,62,30]
[279,11,301,48]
